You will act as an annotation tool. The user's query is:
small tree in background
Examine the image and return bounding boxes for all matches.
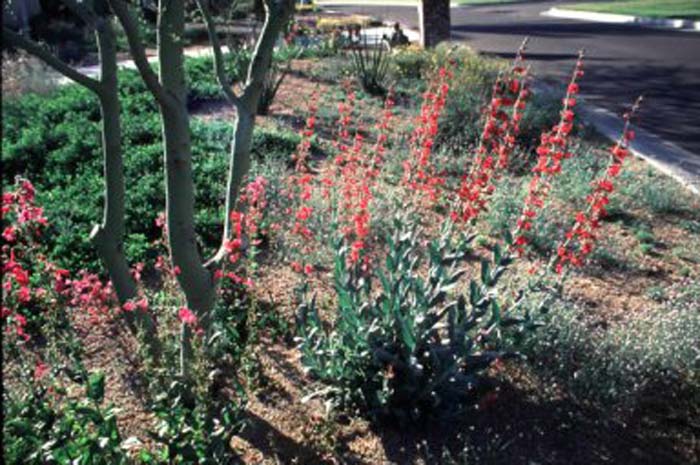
[109,0,293,373]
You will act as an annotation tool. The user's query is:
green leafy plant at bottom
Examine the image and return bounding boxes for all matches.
[3,372,128,465]
[146,379,245,465]
[296,215,542,422]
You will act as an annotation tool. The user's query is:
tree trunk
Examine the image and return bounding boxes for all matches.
[212,0,293,260]
[419,0,451,48]
[90,19,138,305]
[157,0,216,375]
[220,104,255,242]
[90,17,161,356]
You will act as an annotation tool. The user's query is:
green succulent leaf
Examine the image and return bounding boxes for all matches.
[86,372,105,404]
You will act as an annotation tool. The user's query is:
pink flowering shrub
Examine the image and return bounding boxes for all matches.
[2,178,66,341]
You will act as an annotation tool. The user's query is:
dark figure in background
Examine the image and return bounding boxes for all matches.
[351,24,362,46]
[390,22,409,47]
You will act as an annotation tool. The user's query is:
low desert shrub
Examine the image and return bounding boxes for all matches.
[431,45,562,158]
[517,282,700,413]
[638,172,688,215]
[391,45,431,80]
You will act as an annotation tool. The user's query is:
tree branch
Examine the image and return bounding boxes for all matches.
[60,0,100,29]
[195,0,242,107]
[2,27,102,94]
[108,0,172,106]
[241,0,294,108]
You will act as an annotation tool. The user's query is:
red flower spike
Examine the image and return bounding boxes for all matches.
[553,95,642,273]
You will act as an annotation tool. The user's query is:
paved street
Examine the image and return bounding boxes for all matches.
[323,1,700,158]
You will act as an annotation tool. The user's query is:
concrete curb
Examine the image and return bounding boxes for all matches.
[531,82,700,195]
[578,105,700,195]
[581,104,700,195]
[543,7,700,32]
[315,1,467,9]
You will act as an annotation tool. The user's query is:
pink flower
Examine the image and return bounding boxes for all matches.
[13,267,30,286]
[137,298,149,312]
[178,307,197,326]
[123,301,136,312]
[17,286,31,303]
[155,213,166,228]
[34,361,50,381]
[2,226,16,243]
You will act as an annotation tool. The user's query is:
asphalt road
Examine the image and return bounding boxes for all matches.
[324,1,700,157]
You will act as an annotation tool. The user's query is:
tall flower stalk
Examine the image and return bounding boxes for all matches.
[512,51,585,257]
[288,90,321,275]
[453,39,531,224]
[403,66,453,205]
[553,96,643,273]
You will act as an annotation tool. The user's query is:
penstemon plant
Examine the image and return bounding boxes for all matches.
[295,42,643,424]
[296,215,539,421]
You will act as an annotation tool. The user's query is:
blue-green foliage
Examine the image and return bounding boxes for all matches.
[297,216,539,421]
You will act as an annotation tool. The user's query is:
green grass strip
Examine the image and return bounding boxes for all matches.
[568,0,700,21]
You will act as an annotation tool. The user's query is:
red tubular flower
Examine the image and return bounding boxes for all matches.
[217,179,267,288]
[291,261,303,273]
[286,89,325,274]
[454,40,533,224]
[510,50,586,256]
[323,84,394,266]
[2,226,16,242]
[404,65,453,205]
[553,96,643,272]
[33,360,50,381]
[178,307,198,326]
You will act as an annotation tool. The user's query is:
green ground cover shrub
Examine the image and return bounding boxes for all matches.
[4,371,129,464]
[185,52,250,104]
[1,68,296,271]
